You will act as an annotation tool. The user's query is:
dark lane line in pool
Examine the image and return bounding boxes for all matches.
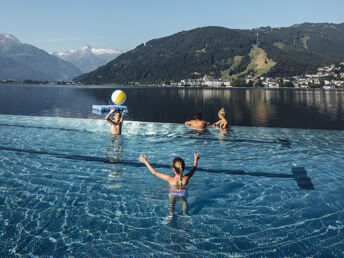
[0,123,291,147]
[0,145,313,189]
[0,123,82,132]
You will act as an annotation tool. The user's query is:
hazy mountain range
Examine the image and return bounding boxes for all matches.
[53,45,124,73]
[75,22,344,85]
[0,33,81,81]
[0,33,124,81]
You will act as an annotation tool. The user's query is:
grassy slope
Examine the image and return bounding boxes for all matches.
[242,45,276,77]
[220,46,276,79]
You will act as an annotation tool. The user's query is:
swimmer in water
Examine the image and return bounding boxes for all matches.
[185,112,210,130]
[139,153,200,216]
[105,108,127,135]
[213,108,228,131]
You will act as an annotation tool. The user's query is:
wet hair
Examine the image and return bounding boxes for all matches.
[194,112,202,120]
[113,111,120,121]
[218,108,226,117]
[172,157,185,175]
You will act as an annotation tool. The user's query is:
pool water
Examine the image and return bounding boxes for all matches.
[0,114,343,257]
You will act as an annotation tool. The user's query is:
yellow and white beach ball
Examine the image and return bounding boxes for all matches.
[111,90,126,105]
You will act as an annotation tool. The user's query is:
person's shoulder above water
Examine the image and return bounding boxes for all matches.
[213,108,228,129]
[184,112,210,129]
[185,119,210,129]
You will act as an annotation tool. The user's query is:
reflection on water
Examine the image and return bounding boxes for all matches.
[105,135,125,188]
[0,84,343,130]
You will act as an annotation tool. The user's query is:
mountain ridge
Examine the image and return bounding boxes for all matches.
[53,45,124,73]
[0,33,82,81]
[75,22,344,85]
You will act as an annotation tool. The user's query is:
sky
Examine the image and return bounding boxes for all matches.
[1,0,344,53]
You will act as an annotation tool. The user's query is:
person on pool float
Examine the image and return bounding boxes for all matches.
[139,153,200,216]
[184,112,210,130]
[105,108,127,135]
[213,108,228,131]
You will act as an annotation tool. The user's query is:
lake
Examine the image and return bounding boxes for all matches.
[0,84,343,256]
[0,84,344,130]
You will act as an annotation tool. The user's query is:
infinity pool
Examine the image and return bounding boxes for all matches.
[0,114,343,257]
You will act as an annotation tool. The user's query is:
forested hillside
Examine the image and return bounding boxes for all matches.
[75,23,344,85]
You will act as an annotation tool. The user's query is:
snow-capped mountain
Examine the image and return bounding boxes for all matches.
[0,33,20,43]
[0,33,82,81]
[53,44,124,73]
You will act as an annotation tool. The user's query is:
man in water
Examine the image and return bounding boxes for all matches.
[184,112,210,130]
[105,108,127,135]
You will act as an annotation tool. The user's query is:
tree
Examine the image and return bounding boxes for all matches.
[254,80,264,87]
[231,78,247,87]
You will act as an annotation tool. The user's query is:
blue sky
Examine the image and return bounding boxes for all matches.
[1,0,343,52]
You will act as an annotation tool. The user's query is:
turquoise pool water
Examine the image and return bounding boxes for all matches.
[0,114,343,257]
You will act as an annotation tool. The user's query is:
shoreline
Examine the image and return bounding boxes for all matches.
[1,82,344,91]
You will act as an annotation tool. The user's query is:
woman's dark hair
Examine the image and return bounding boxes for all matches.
[172,157,185,174]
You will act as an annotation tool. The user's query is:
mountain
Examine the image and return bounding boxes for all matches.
[0,33,82,81]
[256,23,344,76]
[53,44,124,73]
[292,22,344,42]
[0,55,51,81]
[75,23,344,85]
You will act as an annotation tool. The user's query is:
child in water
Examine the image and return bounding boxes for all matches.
[213,108,228,129]
[139,153,200,216]
[105,108,127,135]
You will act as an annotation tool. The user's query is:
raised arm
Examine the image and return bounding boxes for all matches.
[184,153,200,180]
[139,155,172,182]
[120,109,127,123]
[105,108,115,124]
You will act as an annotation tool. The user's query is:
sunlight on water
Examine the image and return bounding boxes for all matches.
[0,114,343,256]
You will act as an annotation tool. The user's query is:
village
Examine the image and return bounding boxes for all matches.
[173,62,344,89]
[2,62,344,89]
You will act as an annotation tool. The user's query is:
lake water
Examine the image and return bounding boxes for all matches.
[0,84,343,257]
[0,84,344,130]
